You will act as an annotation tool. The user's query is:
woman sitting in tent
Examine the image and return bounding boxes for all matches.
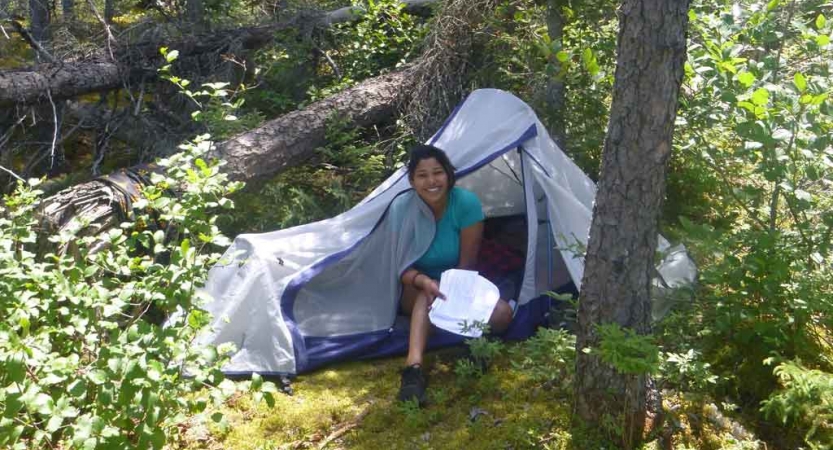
[397,144,515,405]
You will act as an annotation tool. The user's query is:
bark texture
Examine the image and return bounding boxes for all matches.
[215,69,410,181]
[39,68,411,234]
[0,26,276,106]
[0,62,131,105]
[573,0,689,448]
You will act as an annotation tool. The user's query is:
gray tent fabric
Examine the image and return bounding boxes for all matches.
[292,191,435,338]
[187,88,697,375]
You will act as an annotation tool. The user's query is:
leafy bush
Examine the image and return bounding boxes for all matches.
[666,1,832,445]
[660,349,720,395]
[0,140,277,449]
[595,323,660,376]
[510,327,575,386]
[454,321,504,380]
[329,0,427,81]
[761,360,833,449]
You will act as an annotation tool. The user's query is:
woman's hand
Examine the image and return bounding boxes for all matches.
[416,274,446,304]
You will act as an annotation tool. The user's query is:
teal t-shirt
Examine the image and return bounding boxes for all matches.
[414,187,484,280]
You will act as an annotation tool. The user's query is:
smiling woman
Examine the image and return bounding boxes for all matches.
[397,144,514,405]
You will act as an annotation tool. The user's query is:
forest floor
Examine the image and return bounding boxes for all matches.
[178,334,762,450]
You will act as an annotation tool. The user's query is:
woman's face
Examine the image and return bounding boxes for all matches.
[410,157,449,205]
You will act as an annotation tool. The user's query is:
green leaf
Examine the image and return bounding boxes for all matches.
[555,50,569,63]
[165,49,179,63]
[817,35,831,46]
[766,0,779,11]
[46,415,64,433]
[737,101,756,113]
[772,129,792,141]
[30,393,54,415]
[737,72,756,87]
[751,88,770,106]
[793,72,807,92]
[794,189,812,201]
[816,14,826,29]
[251,373,263,391]
[6,355,25,383]
[67,379,87,398]
[812,93,828,106]
[87,370,107,385]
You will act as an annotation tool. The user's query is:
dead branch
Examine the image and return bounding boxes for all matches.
[316,403,373,450]
[5,19,56,63]
[402,0,499,140]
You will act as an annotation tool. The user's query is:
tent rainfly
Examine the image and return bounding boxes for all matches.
[192,89,697,376]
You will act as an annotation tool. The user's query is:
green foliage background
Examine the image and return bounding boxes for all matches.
[1,0,832,447]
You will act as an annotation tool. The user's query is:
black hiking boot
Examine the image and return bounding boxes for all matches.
[398,364,427,406]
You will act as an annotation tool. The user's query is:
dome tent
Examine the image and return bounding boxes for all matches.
[194,88,695,375]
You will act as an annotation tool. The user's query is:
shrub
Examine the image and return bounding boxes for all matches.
[761,360,833,449]
[0,139,278,449]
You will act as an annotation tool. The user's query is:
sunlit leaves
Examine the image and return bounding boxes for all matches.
[738,71,756,87]
[793,72,806,92]
[679,3,833,447]
[0,139,250,448]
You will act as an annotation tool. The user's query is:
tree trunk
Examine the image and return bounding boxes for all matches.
[103,0,114,23]
[61,0,73,20]
[39,68,412,234]
[542,0,566,148]
[0,25,274,106]
[28,0,50,56]
[573,0,689,448]
[185,0,205,29]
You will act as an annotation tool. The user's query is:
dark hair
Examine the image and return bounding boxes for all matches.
[406,144,456,188]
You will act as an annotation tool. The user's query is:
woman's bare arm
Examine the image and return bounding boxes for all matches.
[458,221,484,270]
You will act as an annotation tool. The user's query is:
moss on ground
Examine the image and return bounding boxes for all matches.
[180,337,763,450]
[182,342,575,450]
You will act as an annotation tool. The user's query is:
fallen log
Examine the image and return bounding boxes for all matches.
[36,0,489,238]
[39,67,412,234]
[0,26,277,106]
[0,0,436,106]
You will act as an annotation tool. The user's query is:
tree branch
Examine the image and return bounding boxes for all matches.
[6,19,55,62]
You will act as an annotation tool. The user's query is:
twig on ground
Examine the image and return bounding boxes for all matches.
[316,402,373,449]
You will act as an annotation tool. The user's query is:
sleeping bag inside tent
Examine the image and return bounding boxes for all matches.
[194,88,694,376]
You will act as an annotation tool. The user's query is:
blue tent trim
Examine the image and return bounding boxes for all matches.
[301,295,552,373]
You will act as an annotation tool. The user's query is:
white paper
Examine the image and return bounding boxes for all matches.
[428,269,500,337]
